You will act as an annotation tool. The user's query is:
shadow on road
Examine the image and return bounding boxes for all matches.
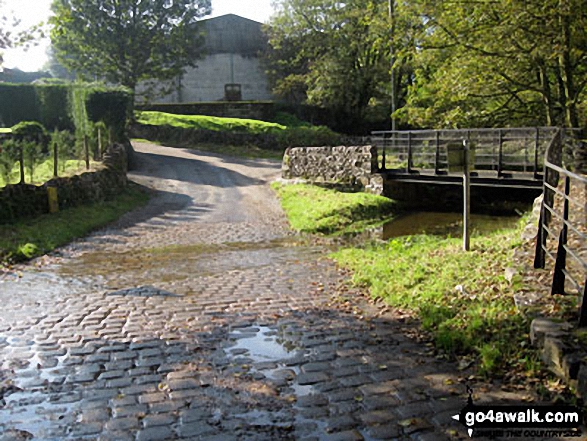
[0,299,481,440]
[131,150,267,188]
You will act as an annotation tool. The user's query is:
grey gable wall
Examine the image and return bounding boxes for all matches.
[147,14,273,104]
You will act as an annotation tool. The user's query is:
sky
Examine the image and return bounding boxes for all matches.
[0,0,276,72]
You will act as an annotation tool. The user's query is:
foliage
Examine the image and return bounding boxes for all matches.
[0,84,41,127]
[0,82,132,139]
[266,0,586,129]
[50,129,82,177]
[11,121,48,144]
[135,110,343,148]
[50,0,212,96]
[266,0,391,124]
[0,138,20,183]
[0,0,43,66]
[273,111,312,128]
[137,111,286,134]
[332,223,534,375]
[0,129,85,187]
[265,0,419,130]
[36,84,73,131]
[0,184,149,263]
[401,0,587,128]
[85,88,133,136]
[271,183,397,235]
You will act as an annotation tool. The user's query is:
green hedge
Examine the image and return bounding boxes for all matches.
[0,84,40,127]
[37,84,72,131]
[0,82,132,137]
[85,88,132,140]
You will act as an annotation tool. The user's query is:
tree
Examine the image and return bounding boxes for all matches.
[264,0,419,131]
[49,0,211,97]
[0,0,42,67]
[401,0,587,128]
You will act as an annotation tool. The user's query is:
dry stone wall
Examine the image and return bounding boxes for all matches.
[282,146,378,187]
[0,143,129,224]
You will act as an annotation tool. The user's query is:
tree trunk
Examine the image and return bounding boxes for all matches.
[559,0,580,128]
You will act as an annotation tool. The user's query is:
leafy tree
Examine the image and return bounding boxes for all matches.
[265,0,419,131]
[401,0,587,128]
[49,0,211,97]
[0,0,42,66]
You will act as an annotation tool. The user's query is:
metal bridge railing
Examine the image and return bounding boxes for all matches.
[371,127,562,177]
[534,129,587,326]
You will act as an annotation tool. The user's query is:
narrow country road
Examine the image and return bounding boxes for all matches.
[0,142,536,441]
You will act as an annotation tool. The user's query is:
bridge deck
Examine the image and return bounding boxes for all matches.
[382,169,543,189]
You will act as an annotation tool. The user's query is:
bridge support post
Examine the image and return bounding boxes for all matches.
[498,129,504,178]
[463,140,471,251]
[434,131,441,175]
[534,128,540,179]
[407,131,413,173]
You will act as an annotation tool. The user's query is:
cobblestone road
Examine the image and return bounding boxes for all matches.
[0,143,561,440]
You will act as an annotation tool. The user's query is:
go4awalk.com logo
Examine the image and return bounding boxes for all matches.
[452,387,583,438]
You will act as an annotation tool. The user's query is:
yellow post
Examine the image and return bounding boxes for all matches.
[47,187,59,213]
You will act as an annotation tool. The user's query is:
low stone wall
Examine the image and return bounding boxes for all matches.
[136,101,276,121]
[282,146,378,186]
[131,123,283,151]
[0,143,128,224]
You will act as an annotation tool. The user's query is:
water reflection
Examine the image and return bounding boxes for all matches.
[382,211,521,239]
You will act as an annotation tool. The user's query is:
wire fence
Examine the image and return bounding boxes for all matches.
[0,125,109,188]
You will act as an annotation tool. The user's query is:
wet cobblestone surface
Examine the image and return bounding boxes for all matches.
[0,143,570,440]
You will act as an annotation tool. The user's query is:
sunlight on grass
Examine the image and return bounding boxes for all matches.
[136,111,287,134]
[0,184,149,263]
[0,159,93,187]
[272,182,397,235]
[332,222,532,376]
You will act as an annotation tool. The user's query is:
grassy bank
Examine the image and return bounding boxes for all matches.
[135,111,342,151]
[333,229,533,376]
[132,139,284,161]
[0,184,149,264]
[137,111,286,134]
[0,159,91,187]
[274,183,537,376]
[271,183,397,235]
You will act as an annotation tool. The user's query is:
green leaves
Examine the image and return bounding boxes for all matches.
[403,0,587,128]
[266,0,397,126]
[49,0,211,94]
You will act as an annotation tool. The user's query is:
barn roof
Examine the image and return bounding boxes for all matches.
[200,14,267,56]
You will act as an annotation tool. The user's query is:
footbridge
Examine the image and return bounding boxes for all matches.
[371,127,565,189]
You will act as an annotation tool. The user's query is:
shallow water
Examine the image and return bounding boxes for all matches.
[382,211,521,239]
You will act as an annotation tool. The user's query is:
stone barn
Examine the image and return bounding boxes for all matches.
[150,14,273,103]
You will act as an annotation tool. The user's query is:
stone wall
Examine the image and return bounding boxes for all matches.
[282,146,378,187]
[130,123,283,151]
[0,143,128,224]
[136,101,275,122]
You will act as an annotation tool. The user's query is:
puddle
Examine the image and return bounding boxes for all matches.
[224,325,336,439]
[1,390,78,438]
[226,326,298,364]
[382,211,522,239]
[58,239,322,288]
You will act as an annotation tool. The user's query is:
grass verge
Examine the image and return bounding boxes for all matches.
[271,182,397,235]
[136,111,286,134]
[0,159,92,187]
[132,139,283,161]
[0,184,149,264]
[333,222,537,377]
[273,182,539,377]
[134,111,342,150]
